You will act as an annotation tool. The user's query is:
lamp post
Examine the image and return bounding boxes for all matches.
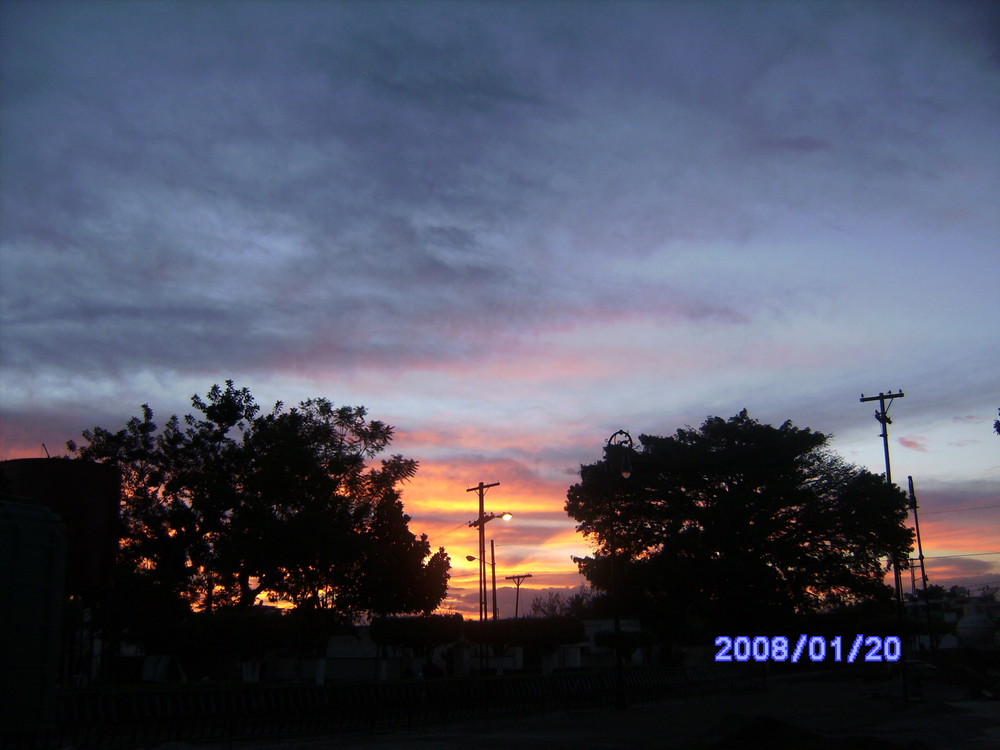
[467,540,501,620]
[466,481,511,622]
[606,429,633,709]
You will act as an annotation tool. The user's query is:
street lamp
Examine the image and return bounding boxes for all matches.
[606,430,633,479]
[466,539,501,620]
[605,429,633,709]
[466,522,510,620]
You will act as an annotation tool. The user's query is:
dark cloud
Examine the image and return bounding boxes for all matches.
[2,1,997,434]
[926,556,997,586]
[2,2,582,381]
[753,135,832,155]
[4,3,997,610]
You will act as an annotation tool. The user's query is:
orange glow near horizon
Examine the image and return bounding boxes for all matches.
[905,511,1000,591]
[3,433,997,617]
[397,457,593,617]
[1,443,58,460]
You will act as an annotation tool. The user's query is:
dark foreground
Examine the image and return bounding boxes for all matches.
[7,666,999,750]
[10,665,761,749]
[222,673,999,750]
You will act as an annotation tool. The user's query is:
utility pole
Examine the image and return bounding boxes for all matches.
[467,481,500,622]
[860,389,907,699]
[860,390,904,485]
[909,476,935,655]
[490,539,498,620]
[505,573,533,618]
[860,390,906,606]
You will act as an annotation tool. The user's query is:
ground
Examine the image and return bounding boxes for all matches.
[188,671,999,750]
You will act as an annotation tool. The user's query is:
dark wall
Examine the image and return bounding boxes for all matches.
[0,458,120,598]
[0,499,66,738]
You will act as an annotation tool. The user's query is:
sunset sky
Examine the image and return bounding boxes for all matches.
[2,0,998,618]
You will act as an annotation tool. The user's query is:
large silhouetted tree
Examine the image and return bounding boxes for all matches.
[68,381,449,620]
[566,410,912,630]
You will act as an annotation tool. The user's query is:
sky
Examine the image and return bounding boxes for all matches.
[1,0,998,618]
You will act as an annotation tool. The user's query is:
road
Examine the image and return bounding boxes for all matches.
[209,673,999,750]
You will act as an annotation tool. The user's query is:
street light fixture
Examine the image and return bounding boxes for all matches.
[607,429,633,479]
[605,429,633,709]
[466,481,511,622]
[466,540,501,620]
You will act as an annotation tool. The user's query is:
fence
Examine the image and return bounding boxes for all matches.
[3,664,765,749]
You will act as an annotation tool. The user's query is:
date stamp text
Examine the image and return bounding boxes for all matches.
[714,634,901,663]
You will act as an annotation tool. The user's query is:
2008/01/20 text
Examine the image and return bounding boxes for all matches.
[714,634,902,663]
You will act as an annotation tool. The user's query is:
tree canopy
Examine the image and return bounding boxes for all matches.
[68,381,450,620]
[566,410,913,629]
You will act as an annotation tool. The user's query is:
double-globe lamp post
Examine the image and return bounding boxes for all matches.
[606,429,633,708]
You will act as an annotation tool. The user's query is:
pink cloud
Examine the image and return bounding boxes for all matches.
[948,439,981,448]
[898,435,929,452]
[918,517,1000,559]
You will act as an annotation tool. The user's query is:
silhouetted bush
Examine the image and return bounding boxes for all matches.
[284,607,357,655]
[370,614,464,651]
[464,616,585,653]
[173,607,287,660]
[593,629,656,651]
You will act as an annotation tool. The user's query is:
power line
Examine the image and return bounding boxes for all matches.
[921,504,1000,515]
[911,581,1000,591]
[920,552,1000,559]
[435,521,475,539]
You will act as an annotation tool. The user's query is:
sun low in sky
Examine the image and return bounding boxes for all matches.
[1,1,998,617]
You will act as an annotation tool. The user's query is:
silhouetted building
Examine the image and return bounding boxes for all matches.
[0,458,120,599]
[0,498,66,740]
[906,588,999,651]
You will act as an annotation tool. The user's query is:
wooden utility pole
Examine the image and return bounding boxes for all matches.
[490,539,498,620]
[860,390,906,605]
[467,481,500,621]
[860,389,907,699]
[860,390,904,484]
[505,573,533,618]
[909,476,935,655]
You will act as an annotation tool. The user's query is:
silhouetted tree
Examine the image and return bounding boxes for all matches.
[905,584,947,602]
[566,410,913,630]
[528,587,597,618]
[68,382,449,620]
[354,494,451,616]
[529,591,568,618]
